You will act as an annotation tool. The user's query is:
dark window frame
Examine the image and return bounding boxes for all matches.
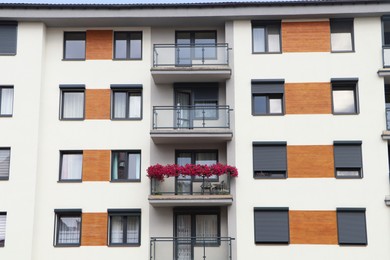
[0,85,14,117]
[108,209,141,246]
[336,208,367,246]
[111,85,143,120]
[331,79,359,115]
[0,147,10,180]
[253,142,288,179]
[111,150,142,182]
[0,21,17,56]
[63,32,86,61]
[59,85,85,121]
[330,18,355,53]
[0,212,6,247]
[251,80,285,116]
[252,21,282,54]
[58,151,83,182]
[113,31,143,60]
[334,141,363,179]
[54,209,82,247]
[254,207,290,244]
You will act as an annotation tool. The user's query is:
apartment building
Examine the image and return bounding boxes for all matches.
[1,0,390,259]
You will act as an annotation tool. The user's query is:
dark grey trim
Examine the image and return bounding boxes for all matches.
[0,85,14,117]
[252,141,287,146]
[330,18,355,53]
[108,209,141,214]
[252,20,282,54]
[59,84,85,89]
[334,141,362,145]
[111,150,141,182]
[59,87,85,120]
[336,208,367,246]
[331,79,359,115]
[331,78,359,83]
[254,207,289,211]
[54,209,82,213]
[113,31,143,60]
[54,211,82,247]
[58,150,83,182]
[253,207,290,244]
[111,88,143,120]
[110,84,143,89]
[251,79,285,84]
[63,31,86,61]
[108,210,141,246]
[337,208,366,212]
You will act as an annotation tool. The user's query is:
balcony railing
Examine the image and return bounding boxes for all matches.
[386,106,390,130]
[150,237,234,260]
[383,47,390,68]
[153,43,230,67]
[153,106,231,130]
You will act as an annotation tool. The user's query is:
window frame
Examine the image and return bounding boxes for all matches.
[111,150,141,182]
[59,85,85,121]
[58,151,83,182]
[0,85,14,117]
[0,21,17,56]
[113,31,143,60]
[0,212,6,247]
[63,32,86,61]
[330,18,355,53]
[336,208,367,246]
[334,141,363,179]
[107,209,141,246]
[252,21,282,54]
[54,209,82,247]
[0,147,10,181]
[331,79,359,115]
[254,207,290,244]
[251,80,285,116]
[253,142,287,179]
[111,84,143,120]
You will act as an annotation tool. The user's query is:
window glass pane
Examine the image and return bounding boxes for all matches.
[0,149,10,178]
[112,152,127,180]
[194,100,217,118]
[0,214,6,247]
[196,215,218,243]
[269,97,282,114]
[331,21,353,51]
[64,33,85,59]
[115,40,127,59]
[63,92,84,118]
[114,92,127,118]
[253,27,265,52]
[129,92,141,118]
[384,21,390,45]
[0,88,13,115]
[253,95,267,114]
[110,216,124,243]
[195,152,217,165]
[194,32,216,59]
[126,216,140,243]
[130,33,142,59]
[58,216,81,244]
[127,153,141,180]
[333,89,356,113]
[60,154,82,180]
[267,25,280,52]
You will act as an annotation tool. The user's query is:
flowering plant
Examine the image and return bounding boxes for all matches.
[147,163,238,181]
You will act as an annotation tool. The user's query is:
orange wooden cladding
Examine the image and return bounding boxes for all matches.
[86,30,113,60]
[289,211,338,244]
[82,150,111,181]
[81,213,108,246]
[282,21,331,52]
[287,145,334,178]
[285,83,332,114]
[85,89,111,120]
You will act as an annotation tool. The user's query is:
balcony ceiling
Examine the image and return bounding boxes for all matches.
[148,194,233,207]
[150,130,233,144]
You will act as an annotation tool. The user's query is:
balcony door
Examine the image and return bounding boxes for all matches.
[175,91,192,129]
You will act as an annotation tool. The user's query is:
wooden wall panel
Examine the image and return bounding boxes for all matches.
[282,21,331,52]
[290,211,338,244]
[285,83,331,114]
[85,89,111,120]
[287,145,334,178]
[82,150,111,182]
[81,213,108,246]
[86,30,113,60]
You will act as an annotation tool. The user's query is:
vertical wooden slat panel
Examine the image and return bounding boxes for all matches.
[86,30,113,60]
[85,89,111,120]
[81,213,108,246]
[82,150,111,182]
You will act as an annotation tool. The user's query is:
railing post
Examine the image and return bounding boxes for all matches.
[153,108,157,129]
[176,108,181,128]
[202,176,205,195]
[202,46,205,64]
[227,107,231,128]
[202,108,206,127]
[228,173,231,194]
[203,238,206,260]
[229,238,232,260]
[176,46,180,65]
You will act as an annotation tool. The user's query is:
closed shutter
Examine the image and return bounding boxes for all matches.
[0,22,17,55]
[252,80,284,94]
[194,87,218,101]
[0,149,10,178]
[254,208,289,243]
[337,209,367,245]
[334,142,362,168]
[253,143,287,171]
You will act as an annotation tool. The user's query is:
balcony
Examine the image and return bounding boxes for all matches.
[150,237,234,260]
[151,43,231,84]
[150,105,233,144]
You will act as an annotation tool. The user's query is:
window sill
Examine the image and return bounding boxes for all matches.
[113,58,143,61]
[253,176,287,179]
[332,112,359,115]
[54,244,81,247]
[0,115,12,117]
[331,50,355,53]
[252,113,284,116]
[59,118,85,121]
[0,53,16,56]
[108,243,141,247]
[58,180,82,183]
[111,118,143,121]
[62,58,86,61]
[0,177,9,181]
[252,52,282,55]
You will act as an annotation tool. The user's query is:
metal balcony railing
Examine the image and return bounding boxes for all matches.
[383,46,390,68]
[150,237,234,260]
[153,43,230,67]
[152,105,231,130]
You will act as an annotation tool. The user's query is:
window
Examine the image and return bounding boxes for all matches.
[383,17,390,67]
[253,142,287,178]
[54,210,82,246]
[252,21,281,53]
[334,141,363,178]
[111,85,142,119]
[337,208,367,245]
[108,209,141,246]
[254,208,289,244]
[59,85,85,120]
[111,151,141,181]
[0,148,10,180]
[59,151,83,181]
[0,212,6,247]
[330,19,354,52]
[0,22,17,55]
[0,86,13,116]
[63,32,86,60]
[114,32,142,60]
[252,80,284,115]
[332,79,358,114]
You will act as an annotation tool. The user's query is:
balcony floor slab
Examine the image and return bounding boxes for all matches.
[149,194,233,207]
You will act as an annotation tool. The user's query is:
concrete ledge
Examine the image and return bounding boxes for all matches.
[149,194,233,207]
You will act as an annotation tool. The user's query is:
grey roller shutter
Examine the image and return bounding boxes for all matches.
[254,209,289,243]
[334,142,362,168]
[337,209,367,245]
[194,87,218,100]
[0,214,6,246]
[0,22,17,55]
[251,80,284,94]
[253,143,287,171]
[0,149,10,178]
